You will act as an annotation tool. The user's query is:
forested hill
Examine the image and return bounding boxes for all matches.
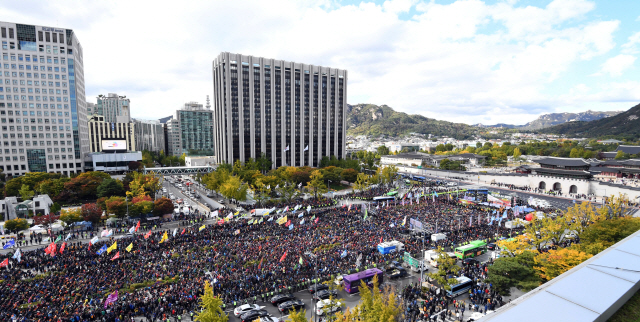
[540,103,640,139]
[346,104,479,139]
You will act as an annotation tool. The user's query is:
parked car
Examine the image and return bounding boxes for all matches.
[278,300,305,313]
[233,304,264,317]
[240,310,270,322]
[316,299,344,316]
[487,243,497,251]
[271,293,296,306]
[313,289,338,301]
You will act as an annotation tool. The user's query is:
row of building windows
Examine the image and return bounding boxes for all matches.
[2,65,67,73]
[0,118,71,124]
[0,95,69,101]
[0,148,71,154]
[2,79,67,87]
[0,110,68,116]
[0,103,69,109]
[1,88,68,95]
[2,53,67,64]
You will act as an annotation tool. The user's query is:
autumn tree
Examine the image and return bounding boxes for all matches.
[275,181,301,202]
[81,203,103,224]
[341,168,358,183]
[129,200,154,218]
[153,197,174,216]
[427,247,461,291]
[219,176,247,201]
[306,170,328,199]
[194,281,228,322]
[534,248,593,281]
[105,196,127,218]
[4,218,29,232]
[576,217,640,254]
[353,173,370,192]
[332,274,401,322]
[59,208,84,226]
[127,172,162,198]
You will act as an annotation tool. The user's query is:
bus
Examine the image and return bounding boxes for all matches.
[446,276,473,298]
[414,176,426,182]
[373,196,396,202]
[343,268,384,294]
[454,240,487,259]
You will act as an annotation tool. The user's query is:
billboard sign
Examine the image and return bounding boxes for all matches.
[102,139,127,151]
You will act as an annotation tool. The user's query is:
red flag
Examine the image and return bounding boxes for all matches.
[60,242,66,254]
[88,242,91,251]
[314,218,319,224]
[380,237,383,244]
[279,251,287,263]
[258,257,263,270]
[144,231,152,239]
[135,221,140,232]
[285,220,291,226]
[50,243,57,257]
[217,219,224,225]
[259,245,262,252]
[181,228,186,235]
[0,258,8,267]
[111,251,120,261]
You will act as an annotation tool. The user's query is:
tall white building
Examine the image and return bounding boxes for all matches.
[0,21,89,177]
[165,117,181,156]
[212,52,347,168]
[96,93,130,123]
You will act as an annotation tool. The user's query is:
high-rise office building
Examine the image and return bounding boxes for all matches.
[133,118,165,152]
[176,101,214,156]
[96,93,130,123]
[165,117,181,156]
[212,52,347,168]
[0,21,89,177]
[87,115,135,152]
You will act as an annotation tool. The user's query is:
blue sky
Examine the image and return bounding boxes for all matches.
[2,0,639,125]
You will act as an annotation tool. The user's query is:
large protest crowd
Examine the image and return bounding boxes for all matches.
[0,182,535,322]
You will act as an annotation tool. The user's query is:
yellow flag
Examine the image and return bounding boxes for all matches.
[126,243,133,252]
[159,231,168,243]
[234,210,240,216]
[199,225,206,232]
[107,241,117,254]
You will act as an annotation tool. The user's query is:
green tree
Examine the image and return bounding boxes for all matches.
[376,145,390,156]
[49,202,61,215]
[614,150,625,160]
[512,147,521,159]
[97,178,125,198]
[3,218,29,232]
[257,152,273,174]
[306,170,328,199]
[194,281,228,322]
[579,217,640,250]
[485,251,541,295]
[353,173,370,192]
[569,148,581,158]
[275,181,301,202]
[19,184,35,201]
[129,200,154,218]
[427,247,461,291]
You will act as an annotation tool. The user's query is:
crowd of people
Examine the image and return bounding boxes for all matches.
[0,184,540,322]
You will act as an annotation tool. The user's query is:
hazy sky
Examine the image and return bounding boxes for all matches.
[3,0,640,125]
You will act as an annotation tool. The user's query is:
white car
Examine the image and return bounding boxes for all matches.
[316,299,344,316]
[334,275,343,286]
[233,304,264,317]
[259,318,279,322]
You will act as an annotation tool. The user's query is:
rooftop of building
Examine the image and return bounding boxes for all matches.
[536,157,591,167]
[478,229,640,322]
[616,145,640,154]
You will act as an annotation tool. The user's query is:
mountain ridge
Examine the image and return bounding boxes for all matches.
[476,110,622,130]
[539,103,640,138]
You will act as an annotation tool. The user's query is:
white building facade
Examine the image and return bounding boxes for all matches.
[133,118,165,152]
[0,21,89,177]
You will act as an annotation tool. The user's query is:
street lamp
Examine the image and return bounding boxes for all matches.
[305,251,319,322]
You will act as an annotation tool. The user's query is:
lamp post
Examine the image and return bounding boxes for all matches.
[305,251,319,322]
